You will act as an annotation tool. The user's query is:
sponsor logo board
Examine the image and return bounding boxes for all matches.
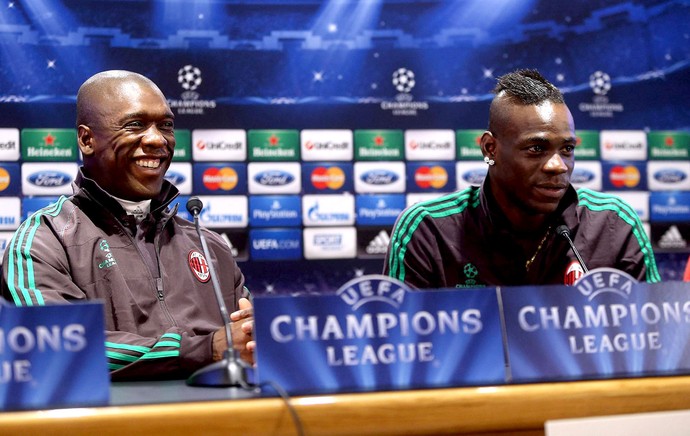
[455,130,484,161]
[406,162,454,192]
[404,130,455,161]
[195,195,248,228]
[456,162,487,189]
[193,163,247,195]
[0,128,20,161]
[249,195,301,227]
[303,226,356,259]
[0,197,21,230]
[571,161,602,191]
[302,163,353,194]
[0,163,21,196]
[601,161,647,191]
[192,129,246,161]
[649,192,690,223]
[172,129,192,161]
[354,162,405,193]
[355,194,405,226]
[301,130,353,161]
[165,162,193,195]
[647,161,690,191]
[20,129,77,162]
[248,162,301,194]
[302,194,355,227]
[249,228,302,260]
[600,130,647,161]
[354,130,404,161]
[248,130,300,161]
[21,162,78,196]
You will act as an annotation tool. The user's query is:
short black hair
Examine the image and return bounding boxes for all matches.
[488,69,564,133]
[492,68,563,105]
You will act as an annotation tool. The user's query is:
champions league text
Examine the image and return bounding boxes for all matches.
[270,310,482,366]
[516,301,690,353]
[0,324,87,383]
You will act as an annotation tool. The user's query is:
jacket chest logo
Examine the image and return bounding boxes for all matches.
[98,239,117,269]
[188,250,211,283]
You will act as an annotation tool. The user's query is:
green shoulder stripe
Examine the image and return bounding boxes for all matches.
[388,188,480,282]
[6,196,69,306]
[576,189,660,282]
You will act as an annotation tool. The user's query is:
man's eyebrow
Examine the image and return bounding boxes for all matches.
[118,111,174,122]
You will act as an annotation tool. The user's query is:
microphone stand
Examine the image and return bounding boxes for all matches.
[556,225,589,274]
[186,198,253,388]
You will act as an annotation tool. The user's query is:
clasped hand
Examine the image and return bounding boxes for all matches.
[212,297,255,365]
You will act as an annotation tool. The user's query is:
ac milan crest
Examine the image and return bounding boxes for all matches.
[564,260,584,286]
[188,250,210,283]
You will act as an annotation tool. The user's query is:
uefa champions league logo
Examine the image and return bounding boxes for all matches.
[169,64,216,115]
[578,69,623,118]
[380,67,428,116]
[178,65,202,91]
[392,68,415,94]
[589,70,611,96]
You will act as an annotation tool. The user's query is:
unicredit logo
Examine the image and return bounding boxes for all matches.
[361,170,398,185]
[196,140,241,150]
[255,171,294,186]
[571,169,595,184]
[410,141,451,150]
[654,169,686,184]
[305,141,348,150]
[164,171,186,185]
[28,171,71,187]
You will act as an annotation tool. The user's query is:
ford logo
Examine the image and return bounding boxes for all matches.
[571,169,595,184]
[654,169,686,184]
[462,169,487,185]
[361,170,398,185]
[255,171,294,186]
[28,171,71,187]
[164,171,186,185]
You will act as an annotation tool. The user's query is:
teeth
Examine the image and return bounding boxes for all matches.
[136,159,160,169]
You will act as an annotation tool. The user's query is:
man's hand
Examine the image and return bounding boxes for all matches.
[212,298,255,365]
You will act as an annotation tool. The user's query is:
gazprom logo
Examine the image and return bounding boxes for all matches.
[571,169,596,184]
[361,170,398,185]
[255,171,294,186]
[165,171,186,185]
[462,169,487,185]
[28,171,71,187]
[653,169,686,184]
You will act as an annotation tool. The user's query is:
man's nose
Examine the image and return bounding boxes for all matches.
[543,153,568,173]
[141,126,168,148]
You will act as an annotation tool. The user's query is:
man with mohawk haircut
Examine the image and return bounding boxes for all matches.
[385,69,659,288]
[2,70,254,380]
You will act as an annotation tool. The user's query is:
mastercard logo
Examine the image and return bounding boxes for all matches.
[202,167,238,191]
[0,168,9,191]
[311,166,345,190]
[609,166,640,188]
[414,166,448,189]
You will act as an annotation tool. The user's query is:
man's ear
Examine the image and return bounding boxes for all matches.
[480,130,496,158]
[77,125,95,156]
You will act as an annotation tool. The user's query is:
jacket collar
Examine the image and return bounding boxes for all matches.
[73,167,180,223]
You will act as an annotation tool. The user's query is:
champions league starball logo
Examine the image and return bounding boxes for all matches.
[392,68,415,94]
[578,69,623,118]
[168,64,217,115]
[380,67,429,117]
[589,70,611,96]
[178,65,202,91]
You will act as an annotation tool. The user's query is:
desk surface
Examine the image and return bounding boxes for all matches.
[2,375,690,435]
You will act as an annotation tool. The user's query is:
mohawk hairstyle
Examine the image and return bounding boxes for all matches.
[492,69,564,105]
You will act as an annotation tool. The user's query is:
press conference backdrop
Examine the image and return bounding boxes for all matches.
[0,0,689,295]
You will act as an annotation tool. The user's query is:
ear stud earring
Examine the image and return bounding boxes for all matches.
[484,156,495,166]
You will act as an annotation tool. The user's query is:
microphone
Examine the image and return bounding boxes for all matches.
[185,196,253,388]
[556,225,589,274]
